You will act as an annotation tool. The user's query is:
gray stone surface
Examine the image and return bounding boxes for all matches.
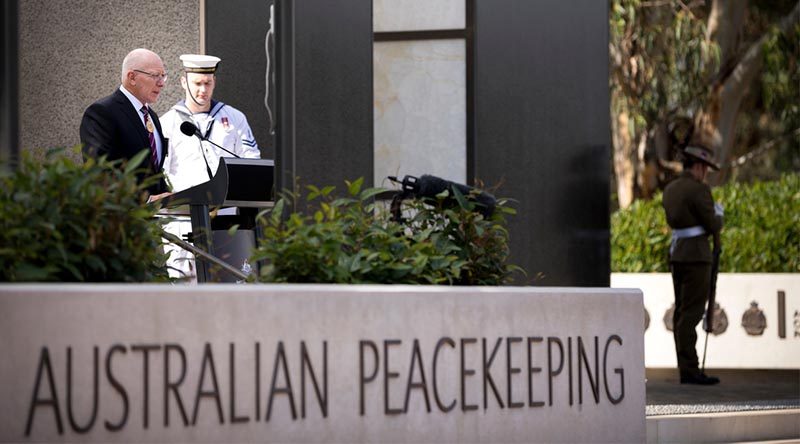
[18,0,199,159]
[647,400,800,416]
[646,368,800,416]
[0,284,646,443]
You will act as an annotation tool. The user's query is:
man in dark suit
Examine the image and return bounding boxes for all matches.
[80,48,170,199]
[662,144,724,385]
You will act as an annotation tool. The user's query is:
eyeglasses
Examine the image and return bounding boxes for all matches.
[133,69,168,82]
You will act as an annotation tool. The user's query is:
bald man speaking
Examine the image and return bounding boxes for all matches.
[80,48,170,198]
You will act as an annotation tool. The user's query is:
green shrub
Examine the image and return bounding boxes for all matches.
[251,178,523,284]
[612,173,800,272]
[611,194,671,272]
[716,174,800,272]
[0,147,170,282]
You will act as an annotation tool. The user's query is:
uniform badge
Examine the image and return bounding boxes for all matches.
[145,119,154,133]
[222,116,230,130]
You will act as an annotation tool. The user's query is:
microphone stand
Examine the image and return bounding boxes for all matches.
[181,120,241,179]
[387,175,416,222]
[184,117,241,159]
[195,138,214,180]
[198,134,241,159]
[161,230,249,281]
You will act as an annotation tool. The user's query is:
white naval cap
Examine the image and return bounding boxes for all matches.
[179,54,221,74]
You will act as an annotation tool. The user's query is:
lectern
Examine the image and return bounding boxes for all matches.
[161,158,274,282]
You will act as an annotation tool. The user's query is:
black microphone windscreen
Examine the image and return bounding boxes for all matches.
[416,175,451,198]
[180,121,198,137]
[415,174,496,217]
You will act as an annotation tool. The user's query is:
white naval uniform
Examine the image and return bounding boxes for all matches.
[160,100,260,281]
[161,100,260,192]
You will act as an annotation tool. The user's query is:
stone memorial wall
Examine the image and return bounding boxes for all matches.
[0,284,644,443]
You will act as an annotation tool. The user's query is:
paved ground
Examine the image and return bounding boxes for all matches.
[646,368,800,416]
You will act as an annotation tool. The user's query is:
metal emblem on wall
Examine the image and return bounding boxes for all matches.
[708,302,728,335]
[662,302,727,335]
[741,300,767,336]
[663,304,674,332]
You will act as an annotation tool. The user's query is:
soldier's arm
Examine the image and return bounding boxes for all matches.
[693,186,722,235]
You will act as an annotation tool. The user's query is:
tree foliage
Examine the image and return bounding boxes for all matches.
[251,178,523,285]
[610,0,718,128]
[609,0,799,209]
[612,172,799,272]
[0,148,170,282]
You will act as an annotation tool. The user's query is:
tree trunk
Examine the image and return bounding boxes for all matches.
[706,0,747,68]
[612,100,636,209]
[695,0,800,184]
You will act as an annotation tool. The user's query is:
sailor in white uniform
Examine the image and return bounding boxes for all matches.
[161,54,260,192]
[160,54,261,281]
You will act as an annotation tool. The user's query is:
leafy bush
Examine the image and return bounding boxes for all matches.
[251,178,522,284]
[611,194,671,272]
[612,173,800,272]
[0,148,170,282]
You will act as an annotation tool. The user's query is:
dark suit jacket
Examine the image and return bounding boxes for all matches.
[80,88,169,194]
[662,171,722,263]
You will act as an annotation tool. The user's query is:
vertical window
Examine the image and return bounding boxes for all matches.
[373,0,471,186]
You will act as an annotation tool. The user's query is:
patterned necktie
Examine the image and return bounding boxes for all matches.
[140,106,158,168]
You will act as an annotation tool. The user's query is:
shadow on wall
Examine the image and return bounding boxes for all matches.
[563,144,610,286]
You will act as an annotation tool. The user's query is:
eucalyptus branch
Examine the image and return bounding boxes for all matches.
[729,128,800,168]
[675,0,698,20]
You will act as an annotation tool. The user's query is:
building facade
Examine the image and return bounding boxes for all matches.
[6,0,610,285]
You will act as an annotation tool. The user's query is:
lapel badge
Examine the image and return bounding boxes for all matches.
[222,116,230,130]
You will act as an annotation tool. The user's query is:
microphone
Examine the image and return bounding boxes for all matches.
[390,174,496,218]
[180,121,213,180]
[179,121,241,158]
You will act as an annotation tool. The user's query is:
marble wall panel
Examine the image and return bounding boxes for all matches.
[374,39,465,187]
[373,0,465,32]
